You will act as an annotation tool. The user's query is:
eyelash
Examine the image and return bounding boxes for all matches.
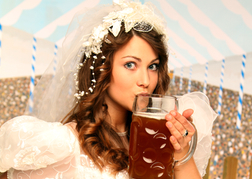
[149,63,159,71]
[124,62,159,71]
[124,62,136,69]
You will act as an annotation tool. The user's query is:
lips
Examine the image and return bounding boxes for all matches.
[136,92,149,96]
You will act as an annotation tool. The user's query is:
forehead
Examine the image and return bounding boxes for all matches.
[113,35,158,62]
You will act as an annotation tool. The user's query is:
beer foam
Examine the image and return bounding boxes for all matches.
[134,112,166,120]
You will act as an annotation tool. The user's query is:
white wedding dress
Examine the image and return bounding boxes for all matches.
[0,92,217,179]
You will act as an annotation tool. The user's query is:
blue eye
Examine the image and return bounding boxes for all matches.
[149,63,159,71]
[125,62,136,69]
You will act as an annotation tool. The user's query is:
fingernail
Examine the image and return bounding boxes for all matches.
[171,136,176,142]
[167,114,172,120]
[171,111,176,116]
[167,122,172,128]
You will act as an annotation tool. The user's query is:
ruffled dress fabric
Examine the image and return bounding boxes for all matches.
[0,92,217,178]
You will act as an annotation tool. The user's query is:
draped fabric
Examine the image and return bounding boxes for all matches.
[0,92,217,178]
[0,116,129,179]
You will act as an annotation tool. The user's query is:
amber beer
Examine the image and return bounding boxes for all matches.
[129,112,174,179]
[129,94,197,178]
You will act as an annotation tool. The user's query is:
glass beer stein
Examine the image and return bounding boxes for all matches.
[129,94,197,179]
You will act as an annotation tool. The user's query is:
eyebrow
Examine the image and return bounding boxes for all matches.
[122,56,159,63]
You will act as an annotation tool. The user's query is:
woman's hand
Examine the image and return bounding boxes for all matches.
[165,109,201,179]
[165,109,195,159]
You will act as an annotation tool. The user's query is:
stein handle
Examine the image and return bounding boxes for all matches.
[173,122,197,167]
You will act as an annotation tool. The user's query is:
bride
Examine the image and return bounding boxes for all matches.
[0,1,216,178]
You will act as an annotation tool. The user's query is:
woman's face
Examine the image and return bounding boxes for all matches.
[106,35,159,112]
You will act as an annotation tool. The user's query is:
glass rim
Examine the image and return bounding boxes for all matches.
[136,93,177,99]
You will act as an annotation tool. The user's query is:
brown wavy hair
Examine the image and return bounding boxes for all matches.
[63,23,170,175]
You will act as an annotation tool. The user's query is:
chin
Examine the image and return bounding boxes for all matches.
[125,103,133,112]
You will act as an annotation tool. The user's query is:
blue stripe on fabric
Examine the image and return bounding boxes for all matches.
[0,24,1,48]
[240,84,243,92]
[238,112,241,119]
[30,77,34,84]
[239,97,243,104]
[241,71,244,78]
[242,61,245,68]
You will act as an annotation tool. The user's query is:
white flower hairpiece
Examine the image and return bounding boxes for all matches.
[74,0,169,100]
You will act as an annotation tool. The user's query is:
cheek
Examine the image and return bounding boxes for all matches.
[113,79,128,91]
[150,73,159,92]
[111,70,131,92]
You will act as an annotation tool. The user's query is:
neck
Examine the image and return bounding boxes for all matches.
[104,96,128,133]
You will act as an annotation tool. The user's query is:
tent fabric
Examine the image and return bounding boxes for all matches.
[0,0,251,70]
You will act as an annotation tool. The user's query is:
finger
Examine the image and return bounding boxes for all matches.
[166,111,191,141]
[170,110,195,135]
[182,109,194,119]
[166,121,184,144]
[170,135,182,151]
[187,116,193,123]
[182,109,194,122]
[167,124,192,156]
[165,111,185,135]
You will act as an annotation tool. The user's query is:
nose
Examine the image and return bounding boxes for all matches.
[137,69,150,88]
